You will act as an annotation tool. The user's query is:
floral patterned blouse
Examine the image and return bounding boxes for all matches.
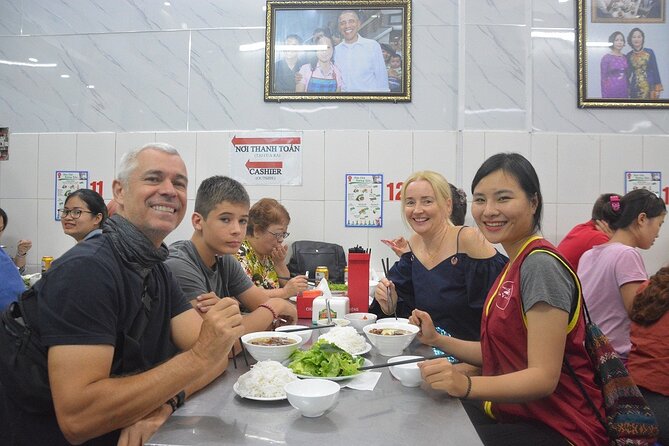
[236,240,280,289]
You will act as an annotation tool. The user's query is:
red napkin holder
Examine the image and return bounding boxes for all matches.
[347,252,370,313]
[296,289,322,319]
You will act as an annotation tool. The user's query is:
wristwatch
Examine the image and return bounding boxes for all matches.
[166,390,185,413]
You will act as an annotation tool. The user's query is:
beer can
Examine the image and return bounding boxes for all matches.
[344,266,348,284]
[41,256,54,273]
[315,266,329,284]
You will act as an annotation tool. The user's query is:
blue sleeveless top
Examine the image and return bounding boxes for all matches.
[388,236,507,341]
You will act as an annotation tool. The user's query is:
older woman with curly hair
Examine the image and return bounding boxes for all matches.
[628,265,669,444]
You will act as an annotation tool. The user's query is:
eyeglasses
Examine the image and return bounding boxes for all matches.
[58,209,94,219]
[267,230,290,241]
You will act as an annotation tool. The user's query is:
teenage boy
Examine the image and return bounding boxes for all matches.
[165,176,297,333]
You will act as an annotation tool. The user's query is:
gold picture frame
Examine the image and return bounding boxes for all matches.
[578,0,669,108]
[264,0,412,102]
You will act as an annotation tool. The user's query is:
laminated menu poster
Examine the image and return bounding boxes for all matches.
[0,127,8,161]
[625,171,661,197]
[345,174,383,227]
[55,171,89,220]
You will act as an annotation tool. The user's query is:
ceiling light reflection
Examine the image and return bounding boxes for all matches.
[280,105,339,114]
[0,59,57,68]
[239,41,265,52]
[530,30,574,42]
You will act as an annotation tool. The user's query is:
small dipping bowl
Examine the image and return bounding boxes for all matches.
[344,312,378,332]
[317,318,351,335]
[284,378,340,417]
[388,355,424,387]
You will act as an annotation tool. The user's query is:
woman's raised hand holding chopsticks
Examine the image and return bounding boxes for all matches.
[375,278,398,316]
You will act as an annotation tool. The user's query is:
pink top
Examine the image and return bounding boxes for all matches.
[297,63,344,91]
[578,242,648,360]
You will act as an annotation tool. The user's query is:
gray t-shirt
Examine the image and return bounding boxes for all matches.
[165,240,253,302]
[520,251,576,315]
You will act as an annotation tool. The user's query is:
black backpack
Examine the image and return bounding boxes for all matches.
[0,281,152,414]
[287,240,347,283]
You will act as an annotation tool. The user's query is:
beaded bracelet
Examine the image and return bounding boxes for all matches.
[462,375,472,400]
[259,303,279,328]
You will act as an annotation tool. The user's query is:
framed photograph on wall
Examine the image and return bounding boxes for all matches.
[591,0,664,23]
[577,0,669,108]
[264,0,411,102]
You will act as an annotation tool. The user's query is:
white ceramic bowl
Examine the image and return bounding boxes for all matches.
[241,331,302,362]
[317,318,351,335]
[344,312,378,332]
[284,378,340,417]
[377,317,411,325]
[275,325,312,346]
[388,355,424,387]
[363,323,420,356]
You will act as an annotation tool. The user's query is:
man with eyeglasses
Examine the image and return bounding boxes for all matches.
[0,144,244,445]
[166,175,297,337]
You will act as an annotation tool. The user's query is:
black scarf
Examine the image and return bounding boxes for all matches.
[103,215,169,278]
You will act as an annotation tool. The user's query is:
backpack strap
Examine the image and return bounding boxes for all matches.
[563,357,609,434]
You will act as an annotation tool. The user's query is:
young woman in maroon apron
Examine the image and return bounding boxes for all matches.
[410,153,608,445]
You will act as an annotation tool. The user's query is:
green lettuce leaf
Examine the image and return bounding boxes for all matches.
[288,340,364,377]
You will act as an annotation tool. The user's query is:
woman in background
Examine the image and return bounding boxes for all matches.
[236,198,308,299]
[628,266,669,444]
[0,207,32,274]
[60,189,107,243]
[578,189,666,361]
[0,207,27,310]
[375,171,506,341]
[557,192,621,270]
[411,153,607,445]
[296,35,344,93]
[627,27,663,99]
[600,31,629,98]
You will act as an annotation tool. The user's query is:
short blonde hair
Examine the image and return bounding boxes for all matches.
[400,171,453,226]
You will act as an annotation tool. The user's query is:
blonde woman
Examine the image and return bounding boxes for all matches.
[374,171,506,341]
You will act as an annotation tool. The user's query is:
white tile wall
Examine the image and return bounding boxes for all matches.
[556,134,600,204]
[37,133,77,199]
[600,135,643,194]
[76,133,117,200]
[1,129,667,276]
[0,133,39,199]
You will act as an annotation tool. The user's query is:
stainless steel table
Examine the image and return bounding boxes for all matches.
[147,333,482,445]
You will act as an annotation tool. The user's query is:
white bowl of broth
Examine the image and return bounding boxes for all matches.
[241,331,302,362]
[363,323,419,356]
